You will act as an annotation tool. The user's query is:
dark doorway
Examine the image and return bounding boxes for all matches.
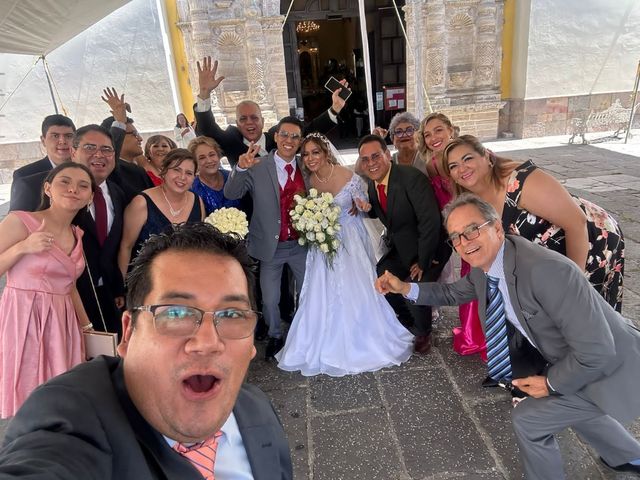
[281,0,407,148]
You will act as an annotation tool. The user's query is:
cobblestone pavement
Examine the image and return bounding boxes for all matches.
[1,139,640,479]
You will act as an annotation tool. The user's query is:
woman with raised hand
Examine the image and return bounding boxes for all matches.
[142,135,177,186]
[276,133,413,376]
[188,136,241,215]
[118,149,205,279]
[0,163,95,418]
[443,134,624,311]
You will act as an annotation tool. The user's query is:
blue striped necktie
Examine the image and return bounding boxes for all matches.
[485,275,512,381]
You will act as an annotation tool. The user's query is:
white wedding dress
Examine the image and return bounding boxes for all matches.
[276,174,414,376]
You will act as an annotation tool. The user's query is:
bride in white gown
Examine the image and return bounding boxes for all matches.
[276,133,413,376]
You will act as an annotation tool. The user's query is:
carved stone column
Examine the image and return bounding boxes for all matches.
[404,0,504,139]
[176,0,288,128]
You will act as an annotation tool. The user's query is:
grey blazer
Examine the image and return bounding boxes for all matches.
[416,235,640,423]
[0,356,292,480]
[224,150,310,262]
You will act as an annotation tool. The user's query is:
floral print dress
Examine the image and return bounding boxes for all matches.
[504,160,625,311]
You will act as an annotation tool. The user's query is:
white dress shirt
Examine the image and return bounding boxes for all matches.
[164,412,254,479]
[273,152,297,188]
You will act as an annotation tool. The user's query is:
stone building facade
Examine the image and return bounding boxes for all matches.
[404,0,504,139]
[175,0,506,139]
[176,0,290,128]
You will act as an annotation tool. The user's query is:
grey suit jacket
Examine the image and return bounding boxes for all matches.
[0,356,292,480]
[224,150,309,261]
[415,235,640,423]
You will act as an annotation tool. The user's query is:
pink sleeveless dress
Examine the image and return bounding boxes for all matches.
[429,155,486,360]
[0,211,85,418]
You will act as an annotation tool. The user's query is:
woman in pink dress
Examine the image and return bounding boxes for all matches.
[0,163,95,418]
[417,113,486,359]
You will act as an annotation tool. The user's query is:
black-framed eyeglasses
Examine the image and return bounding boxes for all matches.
[133,304,260,339]
[392,126,415,138]
[125,130,141,138]
[447,220,492,248]
[277,131,302,140]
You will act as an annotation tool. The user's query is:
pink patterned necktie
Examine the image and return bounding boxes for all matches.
[173,431,222,479]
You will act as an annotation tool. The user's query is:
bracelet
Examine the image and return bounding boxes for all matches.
[82,323,94,332]
[329,107,339,116]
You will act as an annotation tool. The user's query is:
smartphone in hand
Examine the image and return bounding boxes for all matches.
[324,76,352,102]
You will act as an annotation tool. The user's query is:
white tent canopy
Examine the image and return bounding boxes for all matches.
[0,0,129,55]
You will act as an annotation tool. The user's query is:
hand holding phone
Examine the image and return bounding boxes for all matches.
[324,76,352,102]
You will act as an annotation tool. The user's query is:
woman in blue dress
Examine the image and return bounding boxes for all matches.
[188,136,241,215]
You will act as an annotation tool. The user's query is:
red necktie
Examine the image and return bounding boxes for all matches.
[93,187,108,246]
[377,183,387,214]
[173,432,222,480]
[284,163,294,186]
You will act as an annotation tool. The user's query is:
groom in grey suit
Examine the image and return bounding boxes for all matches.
[376,193,640,479]
[225,116,308,359]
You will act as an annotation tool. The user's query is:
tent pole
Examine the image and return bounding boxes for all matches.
[624,59,639,144]
[41,56,59,114]
[358,0,375,134]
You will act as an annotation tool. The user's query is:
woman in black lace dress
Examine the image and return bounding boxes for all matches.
[118,149,205,279]
[442,135,624,311]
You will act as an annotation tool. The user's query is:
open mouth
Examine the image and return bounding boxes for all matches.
[465,245,480,255]
[430,140,443,150]
[90,160,106,168]
[182,374,221,399]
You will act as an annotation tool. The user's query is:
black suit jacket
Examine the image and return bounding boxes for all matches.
[12,157,52,180]
[367,164,449,272]
[74,180,126,333]
[110,159,154,204]
[194,105,337,167]
[9,170,48,212]
[0,356,293,480]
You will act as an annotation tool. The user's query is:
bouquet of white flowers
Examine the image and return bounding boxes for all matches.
[289,188,341,265]
[204,207,249,238]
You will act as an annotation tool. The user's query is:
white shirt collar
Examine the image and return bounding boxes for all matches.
[487,241,506,279]
[273,151,297,172]
[243,134,268,157]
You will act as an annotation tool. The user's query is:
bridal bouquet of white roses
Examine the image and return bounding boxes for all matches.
[204,207,249,238]
[290,188,341,265]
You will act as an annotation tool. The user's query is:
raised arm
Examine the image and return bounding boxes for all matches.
[101,87,128,160]
[223,144,260,200]
[518,168,589,271]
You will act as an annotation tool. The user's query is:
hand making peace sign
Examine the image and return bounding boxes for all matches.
[238,143,262,169]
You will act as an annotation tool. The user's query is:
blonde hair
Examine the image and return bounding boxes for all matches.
[187,136,223,158]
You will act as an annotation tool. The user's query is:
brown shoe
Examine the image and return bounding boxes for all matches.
[414,334,432,354]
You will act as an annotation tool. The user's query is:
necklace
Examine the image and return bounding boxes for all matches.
[161,187,187,217]
[314,163,335,184]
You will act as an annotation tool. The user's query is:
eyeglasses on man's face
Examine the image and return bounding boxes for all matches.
[78,143,115,157]
[447,220,492,248]
[125,129,141,139]
[133,304,259,339]
[359,151,384,165]
[392,126,416,138]
[277,131,302,141]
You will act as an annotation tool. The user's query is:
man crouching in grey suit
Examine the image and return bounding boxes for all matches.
[0,223,292,480]
[376,193,640,480]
